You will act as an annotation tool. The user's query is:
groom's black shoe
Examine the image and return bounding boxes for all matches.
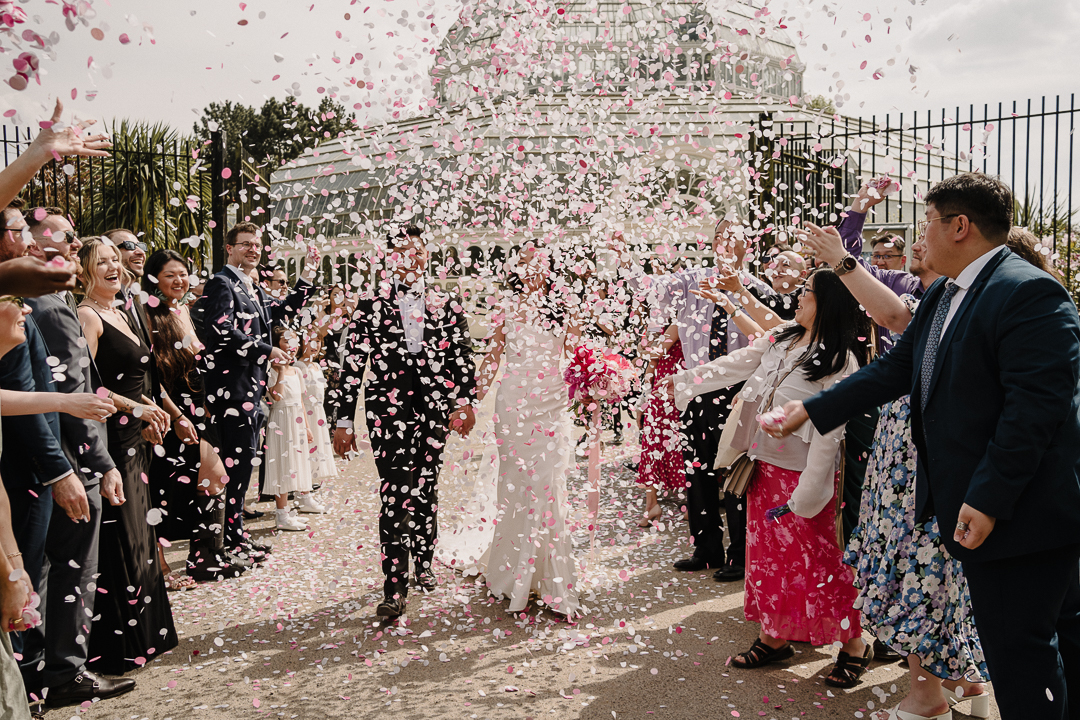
[377,597,406,619]
[673,556,717,572]
[45,670,136,707]
[415,570,437,592]
[713,564,745,582]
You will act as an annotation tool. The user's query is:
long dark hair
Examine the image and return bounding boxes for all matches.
[144,249,197,390]
[773,268,874,381]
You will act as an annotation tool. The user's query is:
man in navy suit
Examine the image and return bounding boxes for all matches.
[774,173,1080,719]
[200,222,317,559]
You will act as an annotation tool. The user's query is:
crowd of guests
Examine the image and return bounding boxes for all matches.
[0,103,346,718]
[0,105,1077,720]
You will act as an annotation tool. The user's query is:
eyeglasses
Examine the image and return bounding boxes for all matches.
[917,214,960,237]
[232,241,260,251]
[799,286,815,297]
[870,253,903,261]
[117,240,147,252]
[0,296,25,307]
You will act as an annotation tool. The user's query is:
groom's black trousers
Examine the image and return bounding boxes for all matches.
[368,408,447,600]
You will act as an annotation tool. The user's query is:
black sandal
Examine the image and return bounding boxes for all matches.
[731,639,795,669]
[823,642,874,688]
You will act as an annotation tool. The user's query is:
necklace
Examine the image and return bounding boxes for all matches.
[85,294,121,316]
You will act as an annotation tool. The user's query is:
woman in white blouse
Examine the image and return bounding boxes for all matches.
[666,268,875,688]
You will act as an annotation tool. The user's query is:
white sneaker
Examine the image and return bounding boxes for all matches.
[296,493,326,514]
[275,509,308,532]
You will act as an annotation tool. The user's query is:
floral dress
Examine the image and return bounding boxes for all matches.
[844,299,988,681]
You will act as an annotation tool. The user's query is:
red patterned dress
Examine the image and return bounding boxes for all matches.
[636,342,686,493]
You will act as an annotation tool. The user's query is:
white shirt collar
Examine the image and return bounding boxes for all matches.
[226,263,257,289]
[952,245,1004,291]
[397,276,426,295]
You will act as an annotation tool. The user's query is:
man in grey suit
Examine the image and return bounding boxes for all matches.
[23,210,134,708]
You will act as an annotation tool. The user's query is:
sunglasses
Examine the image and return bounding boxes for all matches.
[56,230,79,244]
[0,296,26,307]
[117,240,147,252]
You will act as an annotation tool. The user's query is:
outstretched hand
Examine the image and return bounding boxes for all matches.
[30,99,112,160]
[799,223,847,267]
[0,256,77,297]
[767,400,810,438]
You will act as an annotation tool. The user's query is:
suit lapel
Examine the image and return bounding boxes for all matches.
[923,248,1010,405]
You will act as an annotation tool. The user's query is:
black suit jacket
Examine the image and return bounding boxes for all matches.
[25,293,116,487]
[0,314,72,488]
[335,283,477,435]
[200,267,313,415]
[805,247,1080,561]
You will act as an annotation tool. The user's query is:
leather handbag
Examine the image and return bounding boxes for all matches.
[713,396,747,470]
[719,363,800,498]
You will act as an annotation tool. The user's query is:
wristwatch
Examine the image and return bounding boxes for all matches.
[833,254,858,277]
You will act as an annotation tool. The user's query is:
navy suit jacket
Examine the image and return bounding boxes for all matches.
[25,293,116,487]
[200,268,313,415]
[805,247,1080,561]
[0,314,72,489]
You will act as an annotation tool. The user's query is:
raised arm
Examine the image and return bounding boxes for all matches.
[691,286,766,339]
[667,331,775,409]
[801,223,913,333]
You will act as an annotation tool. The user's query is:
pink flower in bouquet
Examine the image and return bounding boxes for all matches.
[563,344,636,405]
[21,590,42,629]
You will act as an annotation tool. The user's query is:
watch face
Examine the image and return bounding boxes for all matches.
[843,257,857,270]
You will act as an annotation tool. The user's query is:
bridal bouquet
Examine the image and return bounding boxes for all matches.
[564,343,635,406]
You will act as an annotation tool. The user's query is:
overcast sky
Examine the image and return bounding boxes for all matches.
[3,0,1078,133]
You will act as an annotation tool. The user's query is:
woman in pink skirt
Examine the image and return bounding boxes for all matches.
[668,268,875,689]
[635,325,686,526]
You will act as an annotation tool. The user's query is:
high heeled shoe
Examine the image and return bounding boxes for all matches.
[875,705,952,720]
[942,687,990,719]
[637,506,661,528]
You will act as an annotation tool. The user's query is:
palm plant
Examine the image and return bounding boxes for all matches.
[82,120,213,267]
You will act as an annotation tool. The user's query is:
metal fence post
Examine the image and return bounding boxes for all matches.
[211,129,226,272]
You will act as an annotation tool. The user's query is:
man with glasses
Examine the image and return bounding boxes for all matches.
[869,233,907,272]
[201,222,318,563]
[21,208,134,707]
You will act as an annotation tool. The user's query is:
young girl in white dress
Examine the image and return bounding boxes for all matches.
[264,326,319,531]
[440,244,584,619]
[296,333,338,485]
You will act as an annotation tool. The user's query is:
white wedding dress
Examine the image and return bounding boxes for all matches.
[437,305,581,617]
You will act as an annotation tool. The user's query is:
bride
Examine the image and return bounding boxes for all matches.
[438,243,583,619]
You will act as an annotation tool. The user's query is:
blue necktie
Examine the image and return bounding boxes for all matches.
[920,282,960,412]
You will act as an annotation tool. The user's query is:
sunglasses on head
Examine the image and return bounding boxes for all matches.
[117,240,147,252]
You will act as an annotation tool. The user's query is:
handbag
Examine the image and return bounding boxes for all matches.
[719,363,800,498]
[713,396,747,469]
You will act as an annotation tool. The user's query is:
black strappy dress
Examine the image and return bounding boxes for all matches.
[86,310,178,674]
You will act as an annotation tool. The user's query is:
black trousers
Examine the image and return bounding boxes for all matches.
[368,409,446,600]
[680,384,744,567]
[217,405,264,548]
[962,543,1080,720]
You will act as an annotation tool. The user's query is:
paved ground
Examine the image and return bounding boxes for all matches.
[61,400,999,720]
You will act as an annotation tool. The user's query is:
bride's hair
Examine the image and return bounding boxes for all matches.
[504,243,566,328]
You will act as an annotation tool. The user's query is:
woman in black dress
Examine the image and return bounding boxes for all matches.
[144,249,245,582]
[75,238,178,674]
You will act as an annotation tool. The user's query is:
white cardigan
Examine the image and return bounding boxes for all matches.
[672,325,860,518]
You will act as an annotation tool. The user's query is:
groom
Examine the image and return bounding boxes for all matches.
[333,226,477,619]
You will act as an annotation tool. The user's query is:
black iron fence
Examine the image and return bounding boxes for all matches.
[0,125,270,272]
[767,94,1078,290]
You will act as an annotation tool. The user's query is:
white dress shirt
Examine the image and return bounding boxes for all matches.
[938,246,1004,336]
[226,264,262,306]
[397,278,425,355]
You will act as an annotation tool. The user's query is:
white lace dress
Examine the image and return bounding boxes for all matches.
[438,306,581,617]
[263,369,313,495]
[297,360,338,480]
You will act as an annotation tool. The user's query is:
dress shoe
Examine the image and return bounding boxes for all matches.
[673,556,717,572]
[713,564,745,582]
[242,508,265,520]
[45,670,136,707]
[415,569,437,592]
[376,597,406,619]
[187,552,248,582]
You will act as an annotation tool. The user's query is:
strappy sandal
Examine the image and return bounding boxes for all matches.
[824,642,874,688]
[730,639,795,669]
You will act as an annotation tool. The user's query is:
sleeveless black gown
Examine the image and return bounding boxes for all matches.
[87,312,178,674]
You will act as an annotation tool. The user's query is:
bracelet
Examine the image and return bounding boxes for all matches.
[5,552,21,560]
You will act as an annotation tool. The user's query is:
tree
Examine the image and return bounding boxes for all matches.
[193,97,357,170]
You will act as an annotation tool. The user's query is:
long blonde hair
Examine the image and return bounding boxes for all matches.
[76,237,133,299]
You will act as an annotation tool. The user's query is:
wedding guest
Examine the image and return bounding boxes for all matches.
[296,333,338,486]
[25,215,134,708]
[264,326,320,531]
[869,233,907,271]
[200,223,316,560]
[777,173,1080,720]
[666,268,875,688]
[75,238,178,675]
[635,324,686,527]
[143,249,247,583]
[801,220,989,717]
